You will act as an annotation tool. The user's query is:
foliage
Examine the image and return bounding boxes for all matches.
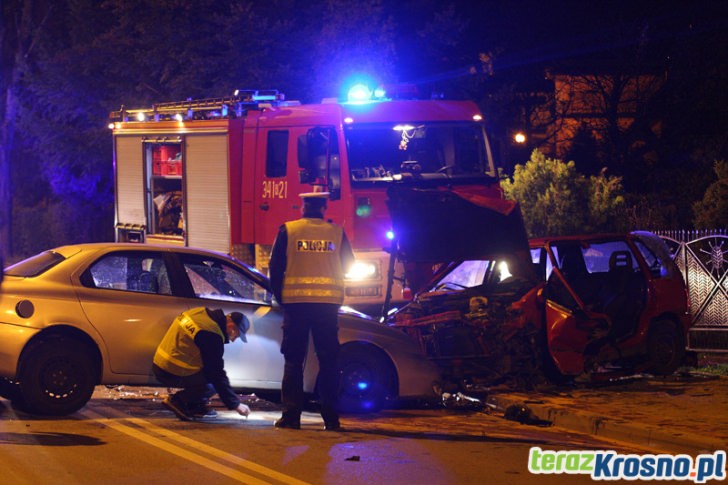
[692,160,728,229]
[501,150,625,237]
[621,193,674,231]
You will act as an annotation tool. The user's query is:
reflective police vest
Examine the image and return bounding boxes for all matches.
[153,307,225,376]
[282,218,345,304]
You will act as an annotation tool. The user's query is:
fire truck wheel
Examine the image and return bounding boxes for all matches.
[17,337,98,416]
[337,345,395,414]
[647,319,685,376]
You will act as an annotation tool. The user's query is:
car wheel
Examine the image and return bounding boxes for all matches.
[337,346,394,414]
[647,320,685,376]
[17,338,98,416]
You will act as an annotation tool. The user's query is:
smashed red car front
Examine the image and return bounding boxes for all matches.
[384,185,546,386]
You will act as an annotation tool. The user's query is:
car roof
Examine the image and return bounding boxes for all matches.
[46,243,269,283]
[53,242,220,252]
[529,233,632,246]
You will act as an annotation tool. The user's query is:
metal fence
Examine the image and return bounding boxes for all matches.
[655,229,728,352]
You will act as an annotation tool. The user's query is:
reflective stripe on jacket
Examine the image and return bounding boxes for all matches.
[153,307,225,376]
[282,218,345,304]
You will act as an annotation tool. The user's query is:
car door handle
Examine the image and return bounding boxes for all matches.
[260,202,269,211]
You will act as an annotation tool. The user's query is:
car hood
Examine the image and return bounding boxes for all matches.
[386,185,530,262]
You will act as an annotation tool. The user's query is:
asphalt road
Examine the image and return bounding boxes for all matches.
[0,385,659,485]
[3,372,727,484]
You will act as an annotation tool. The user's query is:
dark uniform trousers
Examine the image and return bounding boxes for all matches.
[280,303,340,422]
[153,365,215,406]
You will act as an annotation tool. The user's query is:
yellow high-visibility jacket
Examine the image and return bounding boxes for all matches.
[153,307,225,376]
[282,218,345,304]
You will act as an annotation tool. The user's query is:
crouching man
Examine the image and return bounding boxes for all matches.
[153,307,251,421]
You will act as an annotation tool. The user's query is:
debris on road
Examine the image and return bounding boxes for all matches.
[503,403,552,427]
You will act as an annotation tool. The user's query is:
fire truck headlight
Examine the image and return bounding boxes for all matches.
[345,261,379,281]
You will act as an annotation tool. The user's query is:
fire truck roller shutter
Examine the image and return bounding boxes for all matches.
[185,134,231,254]
[115,136,146,228]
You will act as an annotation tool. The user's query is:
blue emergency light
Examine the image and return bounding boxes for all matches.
[347,83,387,103]
[347,84,373,102]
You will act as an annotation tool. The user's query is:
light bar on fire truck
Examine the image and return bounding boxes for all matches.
[108,90,291,123]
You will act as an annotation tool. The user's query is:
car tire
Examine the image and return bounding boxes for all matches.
[337,346,394,414]
[647,320,685,376]
[17,337,98,416]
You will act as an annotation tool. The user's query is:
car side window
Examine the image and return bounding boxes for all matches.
[530,247,551,281]
[82,252,171,295]
[581,241,637,274]
[634,240,668,278]
[180,254,271,304]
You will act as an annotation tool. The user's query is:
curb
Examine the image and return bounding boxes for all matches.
[487,393,727,455]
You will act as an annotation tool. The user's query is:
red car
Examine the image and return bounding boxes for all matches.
[384,187,690,384]
[529,231,690,379]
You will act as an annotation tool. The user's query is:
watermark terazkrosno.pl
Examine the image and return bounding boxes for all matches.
[528,447,726,483]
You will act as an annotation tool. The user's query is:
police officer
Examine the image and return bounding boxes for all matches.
[153,307,251,421]
[269,189,355,430]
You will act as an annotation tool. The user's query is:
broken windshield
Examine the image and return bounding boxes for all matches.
[345,122,494,184]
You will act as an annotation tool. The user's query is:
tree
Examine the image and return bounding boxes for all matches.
[1,0,54,256]
[501,149,625,237]
[693,160,728,229]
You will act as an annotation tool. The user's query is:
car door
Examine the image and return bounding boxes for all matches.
[175,252,285,389]
[540,239,646,375]
[538,242,611,375]
[75,249,193,378]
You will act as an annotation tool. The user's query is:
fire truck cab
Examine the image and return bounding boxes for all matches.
[109,86,501,309]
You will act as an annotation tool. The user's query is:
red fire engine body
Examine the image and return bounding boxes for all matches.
[109,88,502,309]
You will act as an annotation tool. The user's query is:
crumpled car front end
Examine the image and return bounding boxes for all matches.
[384,185,548,387]
[389,269,547,387]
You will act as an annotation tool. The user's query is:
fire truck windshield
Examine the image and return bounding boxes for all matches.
[345,121,494,184]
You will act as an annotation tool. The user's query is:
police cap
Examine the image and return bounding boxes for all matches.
[228,312,249,343]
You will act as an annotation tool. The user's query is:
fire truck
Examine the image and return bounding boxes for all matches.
[109,85,502,309]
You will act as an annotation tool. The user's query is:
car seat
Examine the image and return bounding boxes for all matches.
[600,250,643,340]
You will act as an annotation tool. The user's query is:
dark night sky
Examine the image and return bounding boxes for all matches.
[456,0,726,74]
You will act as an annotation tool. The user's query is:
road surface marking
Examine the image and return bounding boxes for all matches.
[126,416,309,485]
[80,408,309,485]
